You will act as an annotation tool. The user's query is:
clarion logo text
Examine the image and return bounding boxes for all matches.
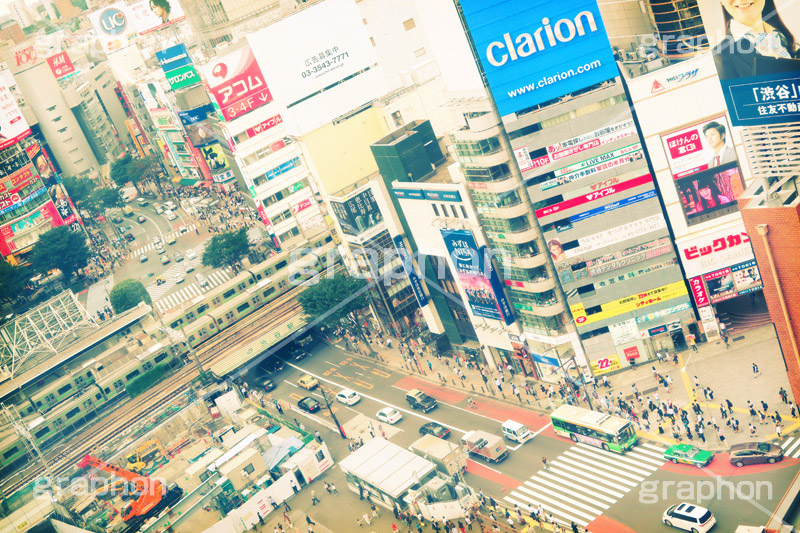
[485,10,599,67]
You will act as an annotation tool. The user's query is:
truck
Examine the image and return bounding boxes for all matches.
[78,454,182,532]
[409,435,467,477]
[461,430,509,463]
[406,389,438,412]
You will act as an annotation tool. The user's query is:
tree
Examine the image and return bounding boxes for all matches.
[0,260,28,305]
[109,279,152,314]
[111,154,165,193]
[61,176,93,206]
[297,274,374,354]
[202,229,251,270]
[28,226,89,280]
[85,188,123,213]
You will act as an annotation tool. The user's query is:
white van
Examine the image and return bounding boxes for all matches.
[501,420,533,444]
[336,389,361,405]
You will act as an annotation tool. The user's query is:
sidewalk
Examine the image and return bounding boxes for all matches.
[332,323,795,452]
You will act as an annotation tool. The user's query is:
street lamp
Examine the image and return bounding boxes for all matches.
[545,345,595,411]
[319,386,347,439]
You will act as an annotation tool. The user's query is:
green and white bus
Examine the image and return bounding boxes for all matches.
[550,405,638,453]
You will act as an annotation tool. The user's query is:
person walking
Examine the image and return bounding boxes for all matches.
[311,490,319,506]
[753,362,760,378]
[542,457,551,471]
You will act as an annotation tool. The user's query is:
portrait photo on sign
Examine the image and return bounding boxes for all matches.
[676,164,745,219]
[698,0,800,80]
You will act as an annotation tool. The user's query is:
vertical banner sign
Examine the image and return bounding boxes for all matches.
[201,46,272,122]
[457,0,619,116]
[441,229,515,325]
[392,235,429,308]
[0,70,31,151]
[697,0,800,125]
[46,52,76,79]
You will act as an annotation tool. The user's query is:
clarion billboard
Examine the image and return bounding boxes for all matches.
[458,0,619,117]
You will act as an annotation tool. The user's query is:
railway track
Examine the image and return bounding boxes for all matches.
[1,292,304,497]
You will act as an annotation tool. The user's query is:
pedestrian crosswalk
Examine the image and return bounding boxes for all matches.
[504,442,666,527]
[780,437,800,458]
[148,266,233,314]
[128,224,197,258]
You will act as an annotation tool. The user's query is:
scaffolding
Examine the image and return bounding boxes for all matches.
[0,291,98,379]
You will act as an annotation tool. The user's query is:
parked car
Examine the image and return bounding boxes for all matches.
[376,407,403,425]
[173,251,183,262]
[138,254,148,263]
[298,374,319,390]
[419,422,450,439]
[336,389,361,405]
[664,444,714,469]
[254,376,276,392]
[729,442,784,467]
[662,503,716,532]
[258,358,284,374]
[297,397,320,413]
[137,215,146,223]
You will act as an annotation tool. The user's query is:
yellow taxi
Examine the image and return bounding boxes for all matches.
[298,374,319,390]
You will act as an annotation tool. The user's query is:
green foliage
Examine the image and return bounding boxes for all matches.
[109,279,152,313]
[297,274,369,325]
[61,176,94,206]
[0,260,28,305]
[111,155,163,190]
[85,187,123,213]
[28,226,89,280]
[70,0,88,10]
[126,362,172,397]
[202,228,251,269]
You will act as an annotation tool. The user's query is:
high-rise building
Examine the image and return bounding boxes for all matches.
[640,0,708,59]
[7,1,34,28]
[52,0,81,20]
[0,20,26,44]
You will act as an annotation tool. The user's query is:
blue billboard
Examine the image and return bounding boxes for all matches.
[156,44,192,73]
[393,235,428,308]
[459,0,619,116]
[441,229,515,325]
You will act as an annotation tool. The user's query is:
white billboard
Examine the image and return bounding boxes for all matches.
[129,0,186,34]
[247,0,379,106]
[0,70,31,151]
[88,2,137,54]
[677,221,756,279]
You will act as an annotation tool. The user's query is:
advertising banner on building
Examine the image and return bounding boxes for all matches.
[547,119,636,160]
[570,281,689,326]
[165,64,199,91]
[0,70,31,151]
[199,142,230,174]
[540,145,644,191]
[458,0,619,117]
[441,229,515,325]
[179,104,218,148]
[138,81,169,112]
[46,52,76,79]
[697,0,800,125]
[329,186,383,237]
[88,2,137,54]
[392,235,429,308]
[550,214,667,263]
[0,200,62,256]
[156,44,192,72]
[678,223,755,278]
[129,0,186,34]
[536,173,652,218]
[661,116,737,179]
[202,46,272,122]
[247,0,377,106]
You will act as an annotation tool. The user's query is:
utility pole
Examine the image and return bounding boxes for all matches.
[319,386,346,439]
[156,321,205,376]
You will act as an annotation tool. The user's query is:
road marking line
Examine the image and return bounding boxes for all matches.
[514,485,597,522]
[537,471,618,504]
[563,450,648,480]
[780,437,794,449]
[323,361,339,367]
[554,455,640,485]
[524,478,609,510]
[289,363,469,434]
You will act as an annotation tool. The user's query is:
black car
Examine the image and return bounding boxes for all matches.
[406,389,438,412]
[298,397,320,413]
[124,233,135,242]
[258,358,285,374]
[419,422,450,439]
[252,375,275,392]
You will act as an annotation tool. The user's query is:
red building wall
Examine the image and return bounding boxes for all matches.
[739,202,800,402]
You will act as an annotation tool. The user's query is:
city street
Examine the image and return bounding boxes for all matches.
[246,342,800,532]
[83,197,235,317]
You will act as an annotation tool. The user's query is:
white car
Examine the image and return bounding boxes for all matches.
[185,263,195,273]
[663,503,716,533]
[164,201,177,211]
[336,389,361,405]
[175,272,186,283]
[152,235,161,245]
[164,210,178,221]
[376,407,402,425]
[186,249,197,260]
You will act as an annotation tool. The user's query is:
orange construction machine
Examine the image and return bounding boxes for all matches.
[78,454,182,531]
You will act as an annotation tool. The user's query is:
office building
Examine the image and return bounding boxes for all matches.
[7,1,35,28]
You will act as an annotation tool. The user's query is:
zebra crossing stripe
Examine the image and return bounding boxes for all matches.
[515,484,598,522]
[537,470,620,503]
[524,477,610,510]
[780,437,793,449]
[630,446,670,463]
[568,446,654,477]
[506,491,589,526]
[562,450,646,482]
[784,438,800,458]
[548,461,635,491]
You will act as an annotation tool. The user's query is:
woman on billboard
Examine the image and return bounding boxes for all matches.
[711,0,799,79]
